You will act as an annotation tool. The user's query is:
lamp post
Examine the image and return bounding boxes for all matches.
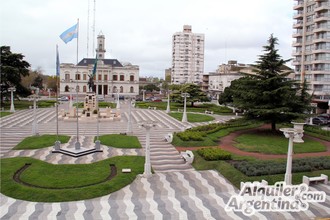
[75,83,81,150]
[142,89,146,101]
[280,128,302,185]
[127,96,133,134]
[166,90,171,113]
[69,87,74,108]
[181,93,190,123]
[116,88,120,109]
[31,87,39,136]
[140,121,157,177]
[8,87,16,113]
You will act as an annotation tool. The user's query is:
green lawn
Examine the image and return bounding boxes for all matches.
[0,112,12,118]
[168,112,215,122]
[135,101,233,114]
[14,135,70,150]
[1,100,56,110]
[234,132,326,154]
[1,156,144,202]
[192,153,330,189]
[98,134,142,148]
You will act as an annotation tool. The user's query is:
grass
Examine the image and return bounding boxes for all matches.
[168,112,215,122]
[1,156,144,202]
[192,153,330,189]
[98,134,142,148]
[1,100,56,110]
[14,135,70,150]
[0,112,12,117]
[234,131,326,154]
[172,122,262,147]
[135,101,233,114]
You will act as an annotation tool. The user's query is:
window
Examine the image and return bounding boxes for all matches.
[113,86,117,93]
[83,86,87,92]
[75,74,81,80]
[65,85,69,92]
[120,75,124,81]
[130,75,134,81]
[65,74,70,80]
[120,86,123,93]
[113,75,118,81]
[130,86,134,93]
[83,74,87,80]
[98,74,102,80]
[104,75,108,81]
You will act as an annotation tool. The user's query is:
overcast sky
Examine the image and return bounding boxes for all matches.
[1,0,293,78]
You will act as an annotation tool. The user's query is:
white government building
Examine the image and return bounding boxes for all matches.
[59,34,139,97]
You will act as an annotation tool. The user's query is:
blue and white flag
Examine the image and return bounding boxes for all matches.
[59,23,78,44]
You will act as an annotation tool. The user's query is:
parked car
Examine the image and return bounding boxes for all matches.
[317,114,330,124]
[97,95,104,101]
[312,117,328,126]
[58,96,69,101]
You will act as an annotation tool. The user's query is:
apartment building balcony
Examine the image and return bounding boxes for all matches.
[293,21,303,28]
[292,40,302,47]
[293,1,304,10]
[293,12,303,19]
[312,59,330,64]
[314,3,330,12]
[313,37,330,43]
[292,50,302,56]
[313,26,328,33]
[292,59,301,66]
[292,31,303,37]
[314,14,330,23]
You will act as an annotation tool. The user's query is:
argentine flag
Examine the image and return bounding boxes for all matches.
[59,23,78,44]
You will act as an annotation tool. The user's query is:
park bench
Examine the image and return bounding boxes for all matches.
[180,150,194,164]
[164,133,173,143]
[148,106,157,110]
[205,110,214,114]
[178,108,183,112]
[303,174,328,185]
[122,168,131,173]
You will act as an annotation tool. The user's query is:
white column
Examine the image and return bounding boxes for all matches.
[142,89,146,101]
[127,97,133,134]
[141,121,156,178]
[166,90,171,113]
[9,87,16,113]
[181,93,190,123]
[116,89,120,109]
[31,87,39,136]
[280,128,300,185]
[75,83,81,150]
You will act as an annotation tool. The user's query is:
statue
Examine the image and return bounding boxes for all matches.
[87,74,94,92]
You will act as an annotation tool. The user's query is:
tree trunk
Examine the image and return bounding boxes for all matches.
[191,102,194,107]
[271,122,276,132]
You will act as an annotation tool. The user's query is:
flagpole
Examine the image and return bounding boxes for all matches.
[75,18,81,150]
[54,45,61,151]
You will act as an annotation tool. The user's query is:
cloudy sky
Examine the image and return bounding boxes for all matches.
[1,0,293,78]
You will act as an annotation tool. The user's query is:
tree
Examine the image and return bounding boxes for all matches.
[218,86,233,105]
[46,76,59,93]
[31,74,44,89]
[1,46,31,102]
[144,84,160,92]
[230,35,311,131]
[172,84,208,107]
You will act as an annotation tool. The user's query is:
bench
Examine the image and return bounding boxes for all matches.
[122,168,131,173]
[181,150,194,164]
[205,110,214,114]
[178,108,183,112]
[303,174,328,185]
[164,133,173,142]
[148,106,157,110]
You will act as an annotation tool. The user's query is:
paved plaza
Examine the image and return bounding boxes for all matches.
[0,101,329,219]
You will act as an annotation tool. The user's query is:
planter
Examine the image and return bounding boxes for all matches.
[291,122,305,143]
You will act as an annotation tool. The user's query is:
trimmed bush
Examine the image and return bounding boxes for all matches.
[197,148,232,161]
[231,157,330,176]
[177,131,206,141]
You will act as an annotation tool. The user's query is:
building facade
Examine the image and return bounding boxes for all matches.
[293,0,330,109]
[60,34,139,97]
[171,25,205,85]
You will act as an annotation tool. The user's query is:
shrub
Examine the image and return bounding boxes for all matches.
[197,148,232,161]
[177,131,206,141]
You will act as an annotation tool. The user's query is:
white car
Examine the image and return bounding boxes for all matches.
[97,95,105,101]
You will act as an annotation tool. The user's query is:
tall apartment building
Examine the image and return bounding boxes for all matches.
[171,25,204,85]
[293,0,330,110]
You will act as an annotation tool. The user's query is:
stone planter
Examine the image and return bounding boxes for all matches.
[291,122,305,143]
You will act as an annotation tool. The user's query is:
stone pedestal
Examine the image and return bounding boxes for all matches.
[84,92,98,117]
[291,122,305,143]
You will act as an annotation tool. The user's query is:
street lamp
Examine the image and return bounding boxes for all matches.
[166,90,171,113]
[74,83,81,150]
[31,87,39,136]
[69,87,74,108]
[140,121,157,177]
[279,128,302,185]
[8,87,16,113]
[141,89,146,101]
[181,93,190,123]
[116,88,120,109]
[127,96,133,134]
